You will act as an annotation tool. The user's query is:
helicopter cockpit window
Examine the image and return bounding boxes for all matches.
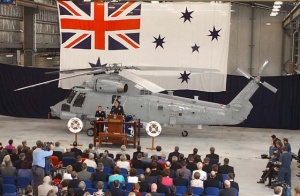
[66,90,77,104]
[111,95,121,104]
[73,93,86,107]
[158,105,163,110]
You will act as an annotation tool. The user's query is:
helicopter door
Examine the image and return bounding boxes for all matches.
[169,105,179,125]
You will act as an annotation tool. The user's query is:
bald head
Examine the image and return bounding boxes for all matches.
[151,183,157,192]
[224,180,230,188]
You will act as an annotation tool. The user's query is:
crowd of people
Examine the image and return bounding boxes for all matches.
[0,137,299,196]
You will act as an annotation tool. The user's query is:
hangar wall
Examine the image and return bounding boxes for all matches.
[0,3,289,76]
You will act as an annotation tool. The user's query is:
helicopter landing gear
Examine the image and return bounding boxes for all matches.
[181,125,188,137]
[86,128,94,137]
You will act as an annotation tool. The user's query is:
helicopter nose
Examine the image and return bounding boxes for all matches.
[50,106,60,118]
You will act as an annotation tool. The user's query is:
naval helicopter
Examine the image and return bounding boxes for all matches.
[15,61,277,137]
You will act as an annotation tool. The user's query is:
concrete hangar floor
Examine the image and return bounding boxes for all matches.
[0,115,299,196]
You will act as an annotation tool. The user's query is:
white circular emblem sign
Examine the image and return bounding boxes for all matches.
[146,121,162,137]
[67,117,83,133]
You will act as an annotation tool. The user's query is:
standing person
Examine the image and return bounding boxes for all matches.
[32,141,53,195]
[277,146,292,186]
[95,106,106,133]
[110,101,124,115]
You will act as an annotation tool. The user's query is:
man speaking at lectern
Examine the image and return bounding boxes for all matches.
[110,100,125,116]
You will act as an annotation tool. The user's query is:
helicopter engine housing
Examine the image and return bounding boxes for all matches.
[94,80,128,93]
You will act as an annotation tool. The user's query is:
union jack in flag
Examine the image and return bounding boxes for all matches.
[58,2,141,50]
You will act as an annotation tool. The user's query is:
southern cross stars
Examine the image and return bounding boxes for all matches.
[191,44,200,53]
[208,26,222,41]
[153,35,165,49]
[181,7,194,23]
[178,71,191,83]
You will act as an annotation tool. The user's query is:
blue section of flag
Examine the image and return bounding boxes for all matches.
[59,5,72,16]
[62,33,75,44]
[127,4,141,16]
[73,35,91,49]
[126,33,140,44]
[108,36,127,50]
[73,2,91,16]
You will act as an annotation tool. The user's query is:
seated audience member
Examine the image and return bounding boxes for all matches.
[151,155,163,170]
[202,157,212,173]
[157,175,168,194]
[158,153,167,163]
[167,185,177,196]
[38,176,58,196]
[165,161,176,178]
[167,146,180,162]
[211,164,223,182]
[132,145,144,161]
[138,174,149,192]
[59,179,70,195]
[94,181,105,196]
[63,165,73,180]
[71,141,82,157]
[127,168,138,183]
[81,149,90,159]
[108,166,125,187]
[25,149,33,168]
[1,158,17,178]
[74,181,86,196]
[194,155,202,164]
[17,161,32,181]
[173,170,188,187]
[47,189,57,196]
[204,171,220,189]
[189,148,199,158]
[190,172,203,188]
[22,140,30,153]
[132,183,143,196]
[10,148,19,162]
[183,187,193,196]
[141,152,152,165]
[294,186,300,196]
[53,141,64,152]
[228,172,239,191]
[144,168,156,183]
[87,143,97,154]
[150,162,161,176]
[14,152,26,170]
[84,153,97,169]
[176,160,191,180]
[25,185,33,196]
[93,163,109,182]
[5,139,15,152]
[177,153,185,165]
[110,180,123,196]
[186,154,197,172]
[206,147,219,164]
[116,145,127,158]
[161,169,173,186]
[72,155,83,172]
[52,173,62,187]
[192,162,207,181]
[69,171,80,189]
[219,180,237,196]
[218,158,234,174]
[170,156,180,171]
[269,135,281,157]
[0,146,8,163]
[131,153,146,170]
[97,152,115,170]
[116,154,130,171]
[62,147,75,158]
[78,163,92,181]
[283,138,291,154]
[273,186,282,196]
[150,183,162,196]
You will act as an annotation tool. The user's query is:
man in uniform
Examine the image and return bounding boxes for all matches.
[95,106,106,133]
[110,100,125,115]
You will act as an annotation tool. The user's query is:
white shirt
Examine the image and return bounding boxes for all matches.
[116,161,130,171]
[192,169,207,181]
[127,176,138,183]
[84,159,97,169]
[63,173,72,180]
[38,183,58,196]
[190,179,203,188]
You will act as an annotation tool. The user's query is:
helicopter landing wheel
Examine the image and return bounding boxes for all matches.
[86,128,94,137]
[181,130,188,137]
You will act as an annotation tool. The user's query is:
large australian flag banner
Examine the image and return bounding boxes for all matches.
[57,2,231,92]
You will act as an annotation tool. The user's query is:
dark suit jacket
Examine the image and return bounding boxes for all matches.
[166,193,176,196]
[132,160,146,170]
[150,192,162,196]
[216,173,223,182]
[62,152,75,158]
[186,161,197,172]
[168,169,176,178]
[157,183,168,194]
[167,151,180,162]
[173,177,188,186]
[206,153,219,164]
[145,175,156,183]
[72,162,83,173]
[202,164,212,174]
[139,181,149,192]
[219,188,237,196]
[230,181,239,192]
[132,151,144,160]
[204,178,220,189]
[71,148,82,156]
[74,189,86,196]
[110,188,123,196]
[218,165,234,174]
[92,171,109,182]
[69,179,80,189]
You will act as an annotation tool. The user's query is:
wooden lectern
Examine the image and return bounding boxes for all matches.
[107,114,123,133]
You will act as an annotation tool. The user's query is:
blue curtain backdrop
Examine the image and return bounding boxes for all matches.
[0,63,299,129]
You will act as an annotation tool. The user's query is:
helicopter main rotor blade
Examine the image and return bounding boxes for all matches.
[14,69,103,91]
[236,68,252,79]
[261,81,278,93]
[45,67,105,75]
[258,60,269,75]
[136,66,220,73]
[119,69,164,93]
